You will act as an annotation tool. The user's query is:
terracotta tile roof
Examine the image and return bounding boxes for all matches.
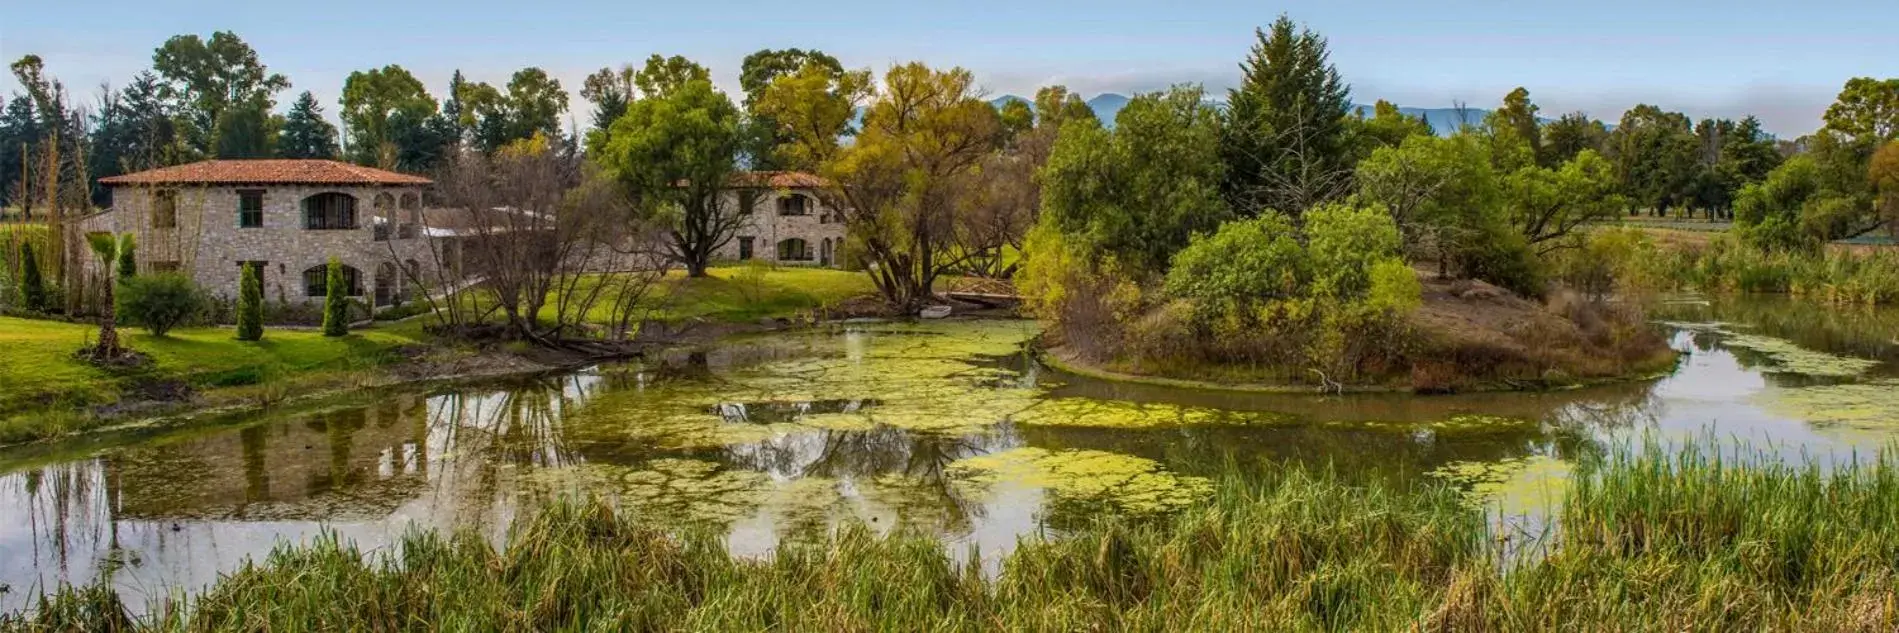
[99,159,432,186]
[729,171,830,189]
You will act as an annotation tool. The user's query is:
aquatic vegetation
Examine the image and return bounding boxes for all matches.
[1007,397,1247,429]
[516,459,778,523]
[947,447,1213,514]
[11,440,1899,631]
[1756,380,1899,430]
[1719,332,1881,377]
[1338,414,1540,437]
[1429,455,1574,515]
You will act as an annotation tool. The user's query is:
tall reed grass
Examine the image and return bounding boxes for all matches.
[6,441,1897,632]
[1644,234,1899,306]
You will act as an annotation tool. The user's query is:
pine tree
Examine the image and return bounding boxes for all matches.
[279,91,340,159]
[1220,14,1354,219]
[116,233,137,279]
[18,241,46,311]
[236,262,263,341]
[322,257,348,337]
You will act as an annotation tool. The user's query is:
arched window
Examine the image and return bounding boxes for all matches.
[303,263,363,298]
[776,238,810,261]
[303,192,359,230]
[372,193,395,241]
[398,193,421,239]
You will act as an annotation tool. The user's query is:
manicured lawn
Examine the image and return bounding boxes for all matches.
[646,266,877,323]
[534,266,879,326]
[0,316,429,436]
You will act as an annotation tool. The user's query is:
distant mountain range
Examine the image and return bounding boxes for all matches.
[987,93,1532,137]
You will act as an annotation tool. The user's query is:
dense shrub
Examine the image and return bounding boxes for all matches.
[17,241,47,312]
[236,263,263,340]
[1154,201,1419,380]
[322,257,349,337]
[118,273,207,336]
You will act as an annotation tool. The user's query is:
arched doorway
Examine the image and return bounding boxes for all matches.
[374,262,398,307]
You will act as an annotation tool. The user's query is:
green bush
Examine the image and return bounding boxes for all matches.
[237,263,263,340]
[118,273,206,336]
[116,234,137,279]
[18,241,47,312]
[1164,211,1309,310]
[1453,227,1545,298]
[322,257,348,337]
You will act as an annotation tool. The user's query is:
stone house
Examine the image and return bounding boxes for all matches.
[713,171,849,267]
[91,159,443,306]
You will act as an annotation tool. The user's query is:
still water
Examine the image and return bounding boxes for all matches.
[2,296,1896,611]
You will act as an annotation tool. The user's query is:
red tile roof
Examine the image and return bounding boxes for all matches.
[729,171,830,189]
[99,160,432,186]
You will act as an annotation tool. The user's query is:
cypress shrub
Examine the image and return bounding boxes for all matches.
[322,257,348,337]
[18,241,47,312]
[237,263,264,341]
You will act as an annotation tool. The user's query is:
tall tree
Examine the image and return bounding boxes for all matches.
[150,31,289,157]
[278,90,339,159]
[595,79,749,277]
[88,72,179,204]
[739,49,846,171]
[1039,86,1230,274]
[786,62,1002,310]
[1031,85,1096,130]
[1490,87,1545,167]
[213,97,277,158]
[634,55,711,100]
[740,49,843,106]
[1350,100,1432,156]
[1823,77,1899,147]
[340,65,438,167]
[500,67,568,144]
[1499,149,1624,252]
[1221,15,1354,218]
[579,64,636,138]
[1543,112,1609,165]
[749,61,873,171]
[1608,104,1700,216]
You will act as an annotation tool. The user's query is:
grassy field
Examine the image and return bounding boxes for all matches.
[7,441,1896,631]
[0,316,430,444]
[531,265,879,326]
[639,265,877,323]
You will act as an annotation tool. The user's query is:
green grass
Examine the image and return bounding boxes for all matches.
[530,265,879,326]
[9,440,1896,631]
[0,316,429,444]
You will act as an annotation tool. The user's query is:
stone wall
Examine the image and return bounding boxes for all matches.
[708,188,848,267]
[93,184,438,304]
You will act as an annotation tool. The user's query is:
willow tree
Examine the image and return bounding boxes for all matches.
[766,62,1001,310]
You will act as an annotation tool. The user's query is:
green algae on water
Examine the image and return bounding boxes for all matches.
[1330,414,1538,436]
[1756,380,1899,432]
[947,447,1213,514]
[1008,397,1247,429]
[1428,455,1573,515]
[1719,333,1880,377]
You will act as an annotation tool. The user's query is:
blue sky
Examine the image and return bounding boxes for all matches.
[2,0,1893,136]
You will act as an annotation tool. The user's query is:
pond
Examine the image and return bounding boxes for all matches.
[3,295,1897,612]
